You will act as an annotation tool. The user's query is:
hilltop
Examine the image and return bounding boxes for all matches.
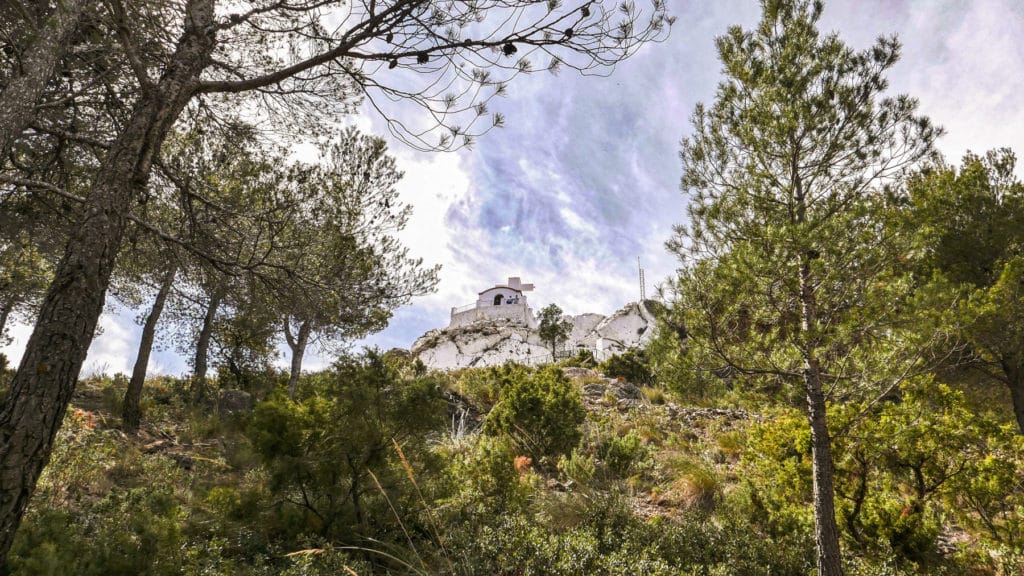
[411,301,660,369]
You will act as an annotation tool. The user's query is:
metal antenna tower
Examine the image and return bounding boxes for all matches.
[637,256,646,302]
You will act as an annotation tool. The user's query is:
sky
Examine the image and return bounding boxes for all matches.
[4,0,1024,376]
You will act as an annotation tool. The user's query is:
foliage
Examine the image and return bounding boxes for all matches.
[538,303,574,358]
[483,365,585,464]
[902,149,1024,287]
[558,448,597,488]
[0,231,52,345]
[599,349,654,386]
[560,349,598,369]
[247,349,446,544]
[445,435,534,515]
[5,359,1021,575]
[741,379,1024,569]
[456,363,530,412]
[646,318,728,403]
[275,128,440,391]
[445,495,814,576]
[598,429,650,478]
[900,149,1024,432]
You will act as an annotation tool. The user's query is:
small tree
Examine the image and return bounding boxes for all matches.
[276,129,439,398]
[537,303,572,359]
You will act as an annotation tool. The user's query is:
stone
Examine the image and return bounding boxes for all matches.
[609,381,642,400]
[218,389,253,413]
[562,367,598,379]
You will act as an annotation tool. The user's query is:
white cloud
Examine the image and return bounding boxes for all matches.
[80,309,139,377]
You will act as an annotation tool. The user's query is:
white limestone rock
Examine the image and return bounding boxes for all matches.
[412,302,658,370]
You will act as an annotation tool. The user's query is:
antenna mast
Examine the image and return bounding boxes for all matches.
[637,256,646,302]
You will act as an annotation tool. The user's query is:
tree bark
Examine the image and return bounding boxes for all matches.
[286,319,311,399]
[122,264,178,432]
[0,0,216,563]
[1001,359,1024,434]
[0,301,11,342]
[800,258,844,576]
[0,0,85,160]
[191,287,223,403]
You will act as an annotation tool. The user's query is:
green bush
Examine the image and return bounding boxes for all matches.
[599,349,654,386]
[10,489,185,576]
[599,429,649,478]
[447,435,533,514]
[248,349,447,545]
[558,448,597,488]
[457,364,532,411]
[483,365,585,464]
[560,349,597,369]
[445,495,814,576]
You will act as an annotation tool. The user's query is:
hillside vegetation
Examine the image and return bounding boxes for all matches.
[1,347,1020,575]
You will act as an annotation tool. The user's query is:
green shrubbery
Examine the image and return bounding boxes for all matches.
[483,365,586,464]
[599,349,654,386]
[8,351,1023,575]
[248,350,446,545]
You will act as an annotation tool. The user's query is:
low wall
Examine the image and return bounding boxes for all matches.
[449,303,535,329]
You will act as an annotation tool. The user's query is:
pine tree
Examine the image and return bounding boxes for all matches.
[667,1,939,572]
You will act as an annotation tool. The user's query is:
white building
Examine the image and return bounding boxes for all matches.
[449,277,538,329]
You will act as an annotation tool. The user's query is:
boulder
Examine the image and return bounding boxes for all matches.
[218,389,254,413]
[608,380,642,400]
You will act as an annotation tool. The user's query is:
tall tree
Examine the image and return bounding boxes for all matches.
[667,1,939,573]
[901,150,1024,432]
[278,129,439,397]
[121,261,177,431]
[1,1,670,558]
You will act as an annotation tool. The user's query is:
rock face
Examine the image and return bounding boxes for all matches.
[411,301,658,370]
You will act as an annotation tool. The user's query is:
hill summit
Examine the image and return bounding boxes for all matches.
[412,301,657,369]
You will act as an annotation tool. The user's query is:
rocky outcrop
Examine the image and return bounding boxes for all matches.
[411,301,659,370]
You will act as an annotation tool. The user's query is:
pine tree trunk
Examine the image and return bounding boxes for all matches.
[0,0,216,563]
[0,301,11,342]
[0,0,85,160]
[1002,359,1024,435]
[286,320,311,399]
[800,258,844,576]
[122,264,178,431]
[192,288,223,403]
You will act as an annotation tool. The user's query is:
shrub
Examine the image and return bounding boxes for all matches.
[599,429,649,478]
[456,364,528,411]
[248,349,447,545]
[641,386,665,404]
[483,365,585,464]
[560,349,597,368]
[558,448,596,488]
[10,489,185,576]
[599,349,654,386]
[447,435,533,514]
